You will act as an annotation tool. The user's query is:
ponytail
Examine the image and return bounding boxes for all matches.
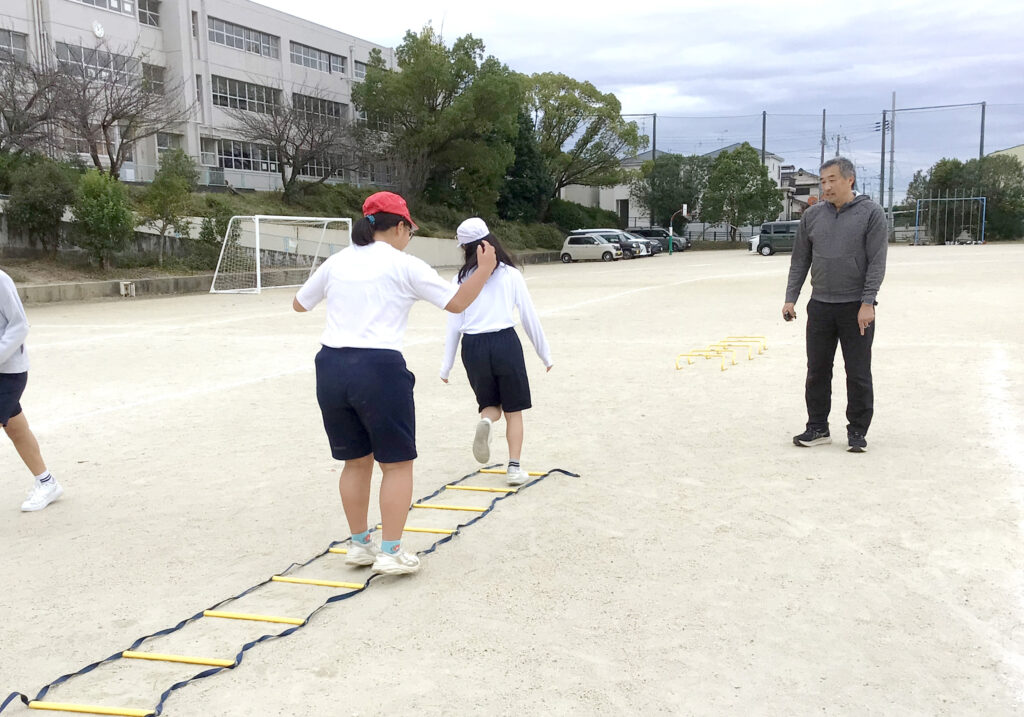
[351,212,406,246]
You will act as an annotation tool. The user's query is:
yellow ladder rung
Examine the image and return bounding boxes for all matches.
[327,547,348,554]
[412,503,486,512]
[375,524,454,535]
[203,610,304,626]
[445,485,517,493]
[271,576,364,590]
[121,651,234,668]
[478,469,544,476]
[28,702,153,717]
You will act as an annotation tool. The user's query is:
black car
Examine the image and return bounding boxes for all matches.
[627,232,662,255]
[628,227,689,251]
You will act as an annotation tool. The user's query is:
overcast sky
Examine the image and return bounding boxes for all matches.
[256,0,1024,201]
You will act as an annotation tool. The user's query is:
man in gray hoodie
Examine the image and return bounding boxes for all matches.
[0,268,63,510]
[782,157,887,453]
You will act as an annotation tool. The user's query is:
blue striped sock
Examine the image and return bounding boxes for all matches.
[381,539,401,555]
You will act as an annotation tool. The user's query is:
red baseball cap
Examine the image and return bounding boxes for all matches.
[362,191,418,231]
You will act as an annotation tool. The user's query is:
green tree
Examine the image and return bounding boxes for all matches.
[497,109,552,222]
[527,72,645,216]
[700,143,783,240]
[905,155,1024,241]
[140,149,197,265]
[6,158,78,257]
[352,26,521,211]
[630,153,712,230]
[72,170,136,268]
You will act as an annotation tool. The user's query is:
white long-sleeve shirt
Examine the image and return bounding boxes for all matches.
[440,264,551,380]
[0,269,30,373]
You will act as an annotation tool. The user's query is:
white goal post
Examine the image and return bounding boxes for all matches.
[210,215,352,294]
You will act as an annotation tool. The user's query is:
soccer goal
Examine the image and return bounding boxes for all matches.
[210,215,352,294]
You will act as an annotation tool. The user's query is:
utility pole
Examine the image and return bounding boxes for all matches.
[651,113,657,227]
[879,110,886,204]
[819,109,826,168]
[887,91,896,228]
[761,110,766,165]
[979,101,986,159]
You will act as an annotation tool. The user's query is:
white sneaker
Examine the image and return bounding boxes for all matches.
[372,548,420,575]
[473,418,492,463]
[506,466,529,486]
[345,538,380,566]
[21,476,63,512]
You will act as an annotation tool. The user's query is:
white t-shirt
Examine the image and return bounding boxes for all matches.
[440,264,552,380]
[0,269,29,373]
[296,241,458,351]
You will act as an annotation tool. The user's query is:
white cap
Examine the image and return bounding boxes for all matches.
[456,217,491,246]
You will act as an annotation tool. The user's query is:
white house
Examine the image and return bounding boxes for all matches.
[560,144,786,227]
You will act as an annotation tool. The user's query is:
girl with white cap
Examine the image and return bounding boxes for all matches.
[294,192,497,575]
[440,218,552,485]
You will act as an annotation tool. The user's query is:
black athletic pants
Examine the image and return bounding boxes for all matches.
[805,298,874,436]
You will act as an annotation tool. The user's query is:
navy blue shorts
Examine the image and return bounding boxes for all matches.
[460,327,532,413]
[0,372,27,427]
[315,347,417,463]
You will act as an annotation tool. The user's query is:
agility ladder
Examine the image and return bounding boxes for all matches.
[1,465,578,717]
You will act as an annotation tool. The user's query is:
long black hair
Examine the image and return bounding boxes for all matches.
[351,211,405,246]
[457,233,518,283]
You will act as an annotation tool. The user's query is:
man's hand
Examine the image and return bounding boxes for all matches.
[477,240,497,273]
[782,302,797,321]
[858,303,875,335]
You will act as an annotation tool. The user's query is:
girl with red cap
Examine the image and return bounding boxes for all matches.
[294,192,496,575]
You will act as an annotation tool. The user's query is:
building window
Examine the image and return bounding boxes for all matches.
[216,139,278,172]
[300,154,344,178]
[289,41,346,75]
[71,0,136,16]
[207,17,279,59]
[191,11,198,37]
[0,30,28,63]
[200,137,217,166]
[138,0,160,27]
[56,42,138,84]
[195,74,202,108]
[142,63,164,94]
[354,61,366,80]
[292,93,346,125]
[211,75,280,114]
[64,129,94,155]
[156,132,182,153]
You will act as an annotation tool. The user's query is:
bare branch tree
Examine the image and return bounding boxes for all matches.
[0,53,62,155]
[224,88,356,201]
[55,39,191,179]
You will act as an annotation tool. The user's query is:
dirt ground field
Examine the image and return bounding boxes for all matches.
[1,244,1022,716]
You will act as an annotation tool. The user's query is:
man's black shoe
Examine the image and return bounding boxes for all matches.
[848,432,868,453]
[793,428,831,447]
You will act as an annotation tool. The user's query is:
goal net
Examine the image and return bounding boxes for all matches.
[210,215,352,294]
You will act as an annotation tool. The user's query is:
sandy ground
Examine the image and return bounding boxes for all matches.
[1,244,1022,716]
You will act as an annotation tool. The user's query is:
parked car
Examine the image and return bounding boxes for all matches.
[560,234,623,263]
[627,232,662,255]
[629,227,689,251]
[569,229,645,259]
[753,220,800,255]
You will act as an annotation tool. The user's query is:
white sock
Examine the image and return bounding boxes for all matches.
[35,470,52,483]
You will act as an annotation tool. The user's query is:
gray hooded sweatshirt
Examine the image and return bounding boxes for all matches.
[785,194,888,305]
